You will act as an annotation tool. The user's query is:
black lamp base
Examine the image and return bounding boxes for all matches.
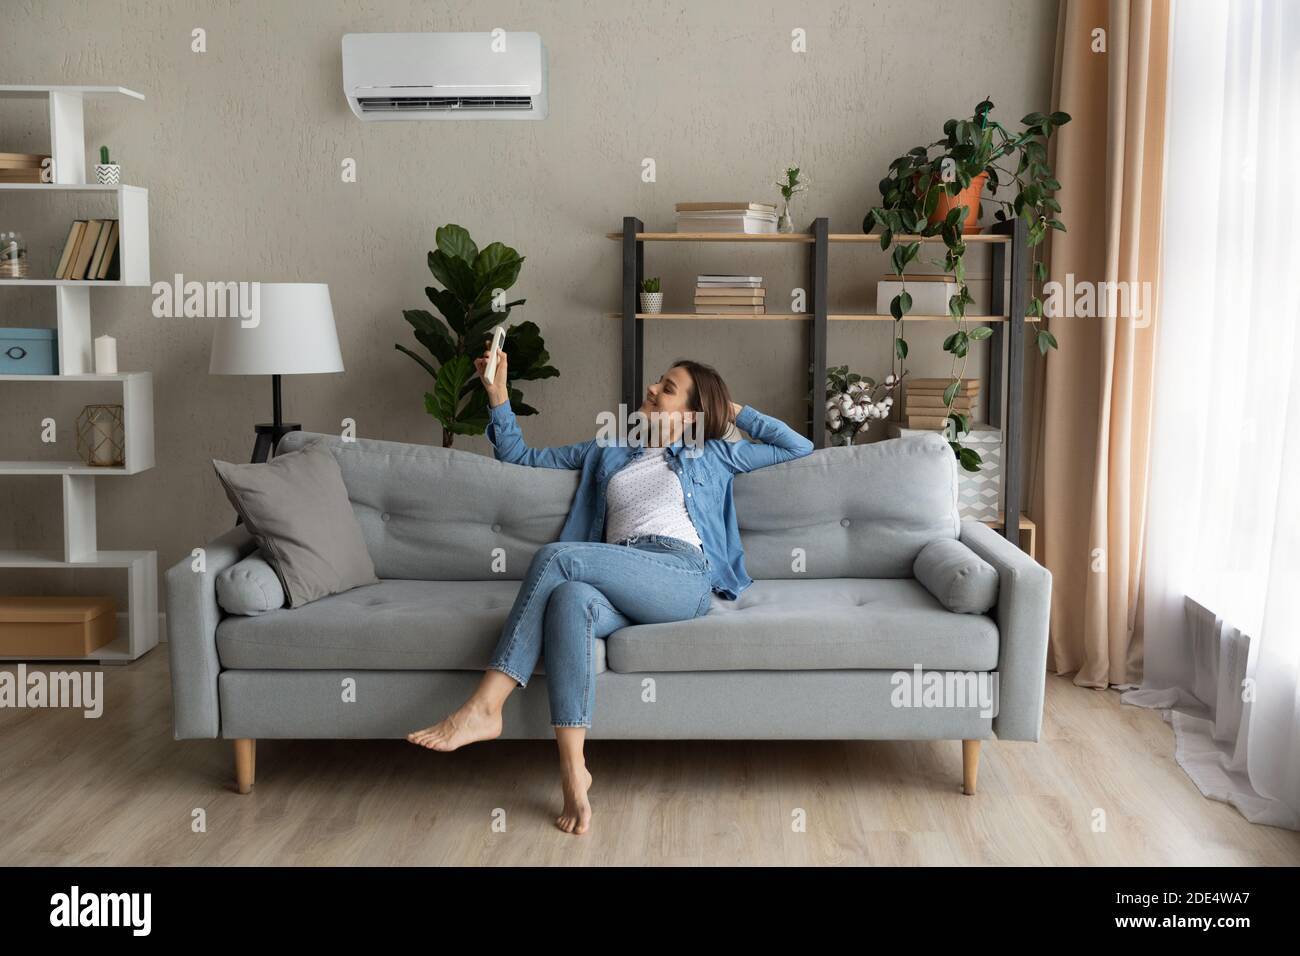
[250,422,302,464]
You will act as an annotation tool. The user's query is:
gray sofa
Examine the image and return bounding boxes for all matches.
[167,429,1051,795]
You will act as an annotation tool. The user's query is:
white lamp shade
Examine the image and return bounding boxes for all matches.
[209,283,345,375]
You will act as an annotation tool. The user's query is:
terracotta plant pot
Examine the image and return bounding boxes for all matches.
[926,171,987,235]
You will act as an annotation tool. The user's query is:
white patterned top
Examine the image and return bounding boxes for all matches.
[603,447,704,548]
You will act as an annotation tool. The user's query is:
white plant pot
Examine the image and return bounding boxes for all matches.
[639,291,663,314]
[95,164,121,186]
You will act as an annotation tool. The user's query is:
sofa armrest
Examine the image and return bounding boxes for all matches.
[165,525,256,738]
[959,520,1052,742]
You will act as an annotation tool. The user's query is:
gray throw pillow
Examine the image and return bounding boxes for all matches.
[914,538,999,614]
[216,550,286,615]
[212,441,378,608]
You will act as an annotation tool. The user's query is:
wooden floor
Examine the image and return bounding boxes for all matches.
[2,647,1298,866]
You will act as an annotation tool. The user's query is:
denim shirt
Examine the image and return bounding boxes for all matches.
[485,401,815,599]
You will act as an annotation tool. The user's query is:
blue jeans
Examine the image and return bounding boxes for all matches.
[487,535,713,728]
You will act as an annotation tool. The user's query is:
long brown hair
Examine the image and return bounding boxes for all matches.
[671,358,733,442]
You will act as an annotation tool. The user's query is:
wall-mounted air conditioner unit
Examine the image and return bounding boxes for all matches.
[342,32,548,121]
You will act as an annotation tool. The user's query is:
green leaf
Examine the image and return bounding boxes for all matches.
[1049,111,1072,126]
[435,224,478,265]
[957,446,983,472]
[969,325,993,340]
[890,291,913,320]
[895,337,909,360]
[880,228,892,250]
[395,343,438,379]
[943,380,960,404]
[474,241,523,285]
[427,250,479,304]
[425,354,475,429]
[425,286,467,334]
[1037,329,1059,355]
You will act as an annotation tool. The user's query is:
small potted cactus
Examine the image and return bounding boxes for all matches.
[639,276,663,314]
[95,146,120,186]
[825,366,903,447]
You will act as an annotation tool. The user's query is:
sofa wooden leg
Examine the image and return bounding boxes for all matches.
[234,738,256,794]
[961,739,980,795]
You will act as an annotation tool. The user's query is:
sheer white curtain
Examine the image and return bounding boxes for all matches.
[1124,0,1300,829]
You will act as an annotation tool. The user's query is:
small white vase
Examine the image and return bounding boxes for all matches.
[639,291,663,314]
[95,164,121,186]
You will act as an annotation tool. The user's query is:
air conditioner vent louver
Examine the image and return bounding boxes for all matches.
[357,95,534,113]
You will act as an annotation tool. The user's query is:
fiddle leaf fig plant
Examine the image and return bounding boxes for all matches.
[863,98,1069,471]
[396,223,559,448]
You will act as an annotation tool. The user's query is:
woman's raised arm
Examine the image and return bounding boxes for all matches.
[480,350,592,470]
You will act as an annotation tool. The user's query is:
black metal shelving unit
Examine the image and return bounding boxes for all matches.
[612,215,1028,544]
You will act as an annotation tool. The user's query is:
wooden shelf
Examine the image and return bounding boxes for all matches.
[606,231,1012,244]
[608,311,1033,323]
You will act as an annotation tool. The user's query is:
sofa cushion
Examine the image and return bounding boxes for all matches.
[734,435,961,580]
[212,441,379,607]
[913,538,999,614]
[215,550,286,615]
[216,579,605,674]
[605,578,997,673]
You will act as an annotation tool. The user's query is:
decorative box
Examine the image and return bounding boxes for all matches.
[887,422,1003,522]
[0,327,58,375]
[0,596,117,657]
[876,274,958,316]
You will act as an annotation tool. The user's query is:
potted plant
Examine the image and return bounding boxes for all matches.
[824,366,903,447]
[774,164,808,233]
[94,146,120,186]
[863,98,1069,471]
[396,224,559,448]
[639,276,663,314]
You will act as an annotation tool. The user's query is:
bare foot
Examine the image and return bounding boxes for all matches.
[406,700,502,752]
[556,763,593,835]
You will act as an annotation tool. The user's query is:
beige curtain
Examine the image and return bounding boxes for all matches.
[1029,0,1170,688]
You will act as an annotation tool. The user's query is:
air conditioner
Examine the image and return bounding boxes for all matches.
[342,32,548,121]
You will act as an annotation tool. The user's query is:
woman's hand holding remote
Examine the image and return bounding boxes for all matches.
[475,348,510,408]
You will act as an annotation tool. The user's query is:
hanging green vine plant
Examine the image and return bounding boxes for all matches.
[863,99,1070,472]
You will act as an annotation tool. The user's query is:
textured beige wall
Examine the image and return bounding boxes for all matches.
[0,0,1056,603]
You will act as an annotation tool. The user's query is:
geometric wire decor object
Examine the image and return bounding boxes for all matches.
[75,403,125,467]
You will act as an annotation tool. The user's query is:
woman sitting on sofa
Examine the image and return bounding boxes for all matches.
[408,349,814,835]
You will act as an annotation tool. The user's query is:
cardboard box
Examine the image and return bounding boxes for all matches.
[0,596,117,657]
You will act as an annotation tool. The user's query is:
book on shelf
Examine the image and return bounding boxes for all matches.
[906,415,952,429]
[675,202,777,234]
[694,295,766,305]
[55,221,86,278]
[906,396,975,411]
[697,304,767,314]
[695,287,766,298]
[697,274,763,286]
[55,219,120,280]
[906,377,980,392]
[0,152,50,183]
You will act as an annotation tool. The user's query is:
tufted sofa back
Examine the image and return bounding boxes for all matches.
[276,430,960,581]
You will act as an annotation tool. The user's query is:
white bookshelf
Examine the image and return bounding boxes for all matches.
[0,84,157,663]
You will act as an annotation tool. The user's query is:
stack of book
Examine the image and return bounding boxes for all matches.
[675,202,777,234]
[903,378,980,430]
[0,152,50,184]
[53,219,121,281]
[695,275,765,315]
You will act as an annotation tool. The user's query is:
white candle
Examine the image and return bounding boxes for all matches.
[93,335,117,374]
